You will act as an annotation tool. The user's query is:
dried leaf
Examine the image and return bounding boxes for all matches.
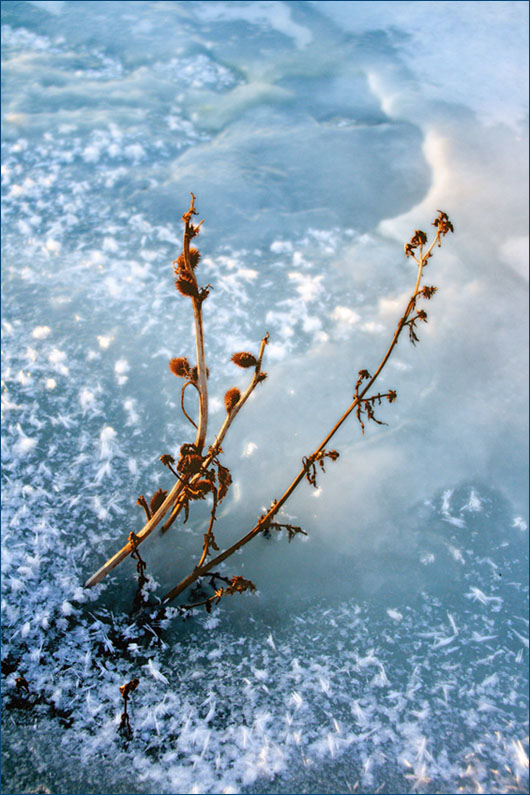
[225,576,257,596]
[178,452,203,476]
[217,462,232,502]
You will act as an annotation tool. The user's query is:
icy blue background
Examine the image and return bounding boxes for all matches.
[1,2,528,793]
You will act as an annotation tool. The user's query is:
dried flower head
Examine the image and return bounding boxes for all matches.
[411,230,427,247]
[232,352,258,369]
[420,285,437,300]
[169,357,191,378]
[405,229,428,257]
[136,495,151,520]
[433,210,454,236]
[224,387,241,414]
[120,678,139,700]
[174,253,186,272]
[150,488,167,514]
[177,450,203,476]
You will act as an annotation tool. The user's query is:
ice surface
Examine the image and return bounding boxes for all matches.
[1,1,528,793]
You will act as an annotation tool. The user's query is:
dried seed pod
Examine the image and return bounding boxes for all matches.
[232,352,258,368]
[176,275,198,298]
[150,488,167,514]
[169,357,191,378]
[421,286,437,300]
[433,210,454,236]
[224,387,241,413]
[174,248,201,271]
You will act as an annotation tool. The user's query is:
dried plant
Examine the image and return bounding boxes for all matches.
[119,677,139,739]
[84,196,453,618]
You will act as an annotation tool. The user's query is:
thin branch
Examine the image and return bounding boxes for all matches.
[197,488,219,568]
[183,195,209,453]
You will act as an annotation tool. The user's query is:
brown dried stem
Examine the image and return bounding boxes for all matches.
[84,194,208,589]
[182,193,209,452]
[84,236,268,589]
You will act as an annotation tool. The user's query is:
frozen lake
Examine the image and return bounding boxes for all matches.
[1,1,528,792]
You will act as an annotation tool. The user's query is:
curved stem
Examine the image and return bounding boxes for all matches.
[84,195,206,589]
[181,381,198,430]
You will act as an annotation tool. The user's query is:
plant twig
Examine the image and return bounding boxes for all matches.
[85,194,209,589]
[84,211,268,588]
[161,213,453,606]
[85,206,452,604]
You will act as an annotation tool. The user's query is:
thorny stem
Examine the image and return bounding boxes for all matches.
[161,231,442,605]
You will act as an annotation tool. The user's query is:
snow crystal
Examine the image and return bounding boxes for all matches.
[31,325,51,339]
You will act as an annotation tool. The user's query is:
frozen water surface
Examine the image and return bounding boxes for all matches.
[2,1,528,793]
